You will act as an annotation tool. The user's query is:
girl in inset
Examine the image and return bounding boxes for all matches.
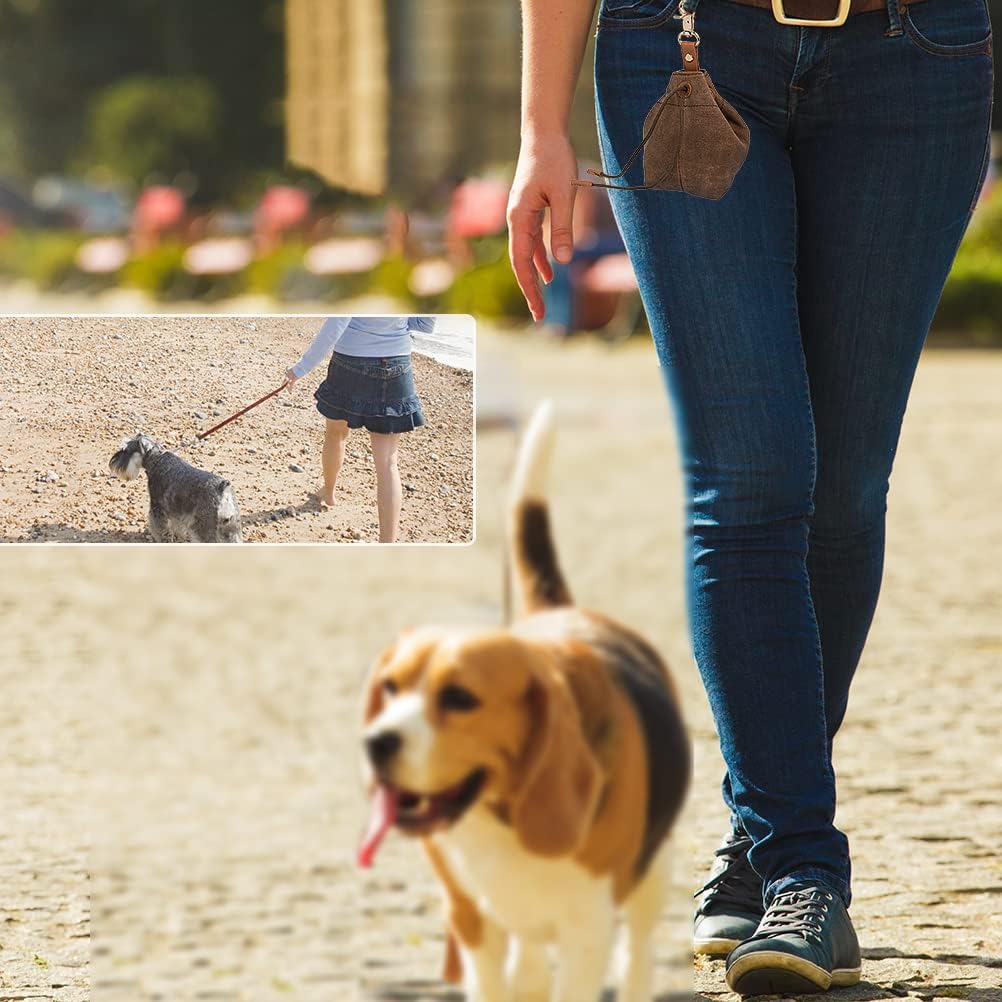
[285,315,434,543]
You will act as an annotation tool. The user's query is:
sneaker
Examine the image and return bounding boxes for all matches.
[725,881,862,995]
[693,831,765,956]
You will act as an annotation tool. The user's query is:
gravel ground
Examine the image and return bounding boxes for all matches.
[0,315,474,545]
[0,321,998,1002]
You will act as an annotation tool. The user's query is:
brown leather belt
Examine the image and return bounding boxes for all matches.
[725,0,926,16]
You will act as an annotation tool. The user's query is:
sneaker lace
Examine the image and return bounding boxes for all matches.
[694,833,762,915]
[746,884,834,946]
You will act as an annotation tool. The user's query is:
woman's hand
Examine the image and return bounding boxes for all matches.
[284,368,299,389]
[507,133,579,322]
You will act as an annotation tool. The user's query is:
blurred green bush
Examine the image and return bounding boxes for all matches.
[932,189,1002,345]
[120,243,187,297]
[0,231,118,292]
[2,186,995,341]
[244,242,311,300]
[122,243,243,301]
[440,237,529,319]
[934,250,1002,344]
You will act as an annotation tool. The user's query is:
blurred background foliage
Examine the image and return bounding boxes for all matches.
[0,0,998,342]
[0,0,285,203]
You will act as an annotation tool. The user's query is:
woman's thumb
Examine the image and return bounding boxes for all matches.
[549,189,575,264]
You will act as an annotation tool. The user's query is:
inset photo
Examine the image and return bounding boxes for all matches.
[0,314,474,544]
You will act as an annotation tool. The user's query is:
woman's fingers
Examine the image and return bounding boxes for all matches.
[534,241,554,286]
[507,136,579,321]
[508,206,546,322]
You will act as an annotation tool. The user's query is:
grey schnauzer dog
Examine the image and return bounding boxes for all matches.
[109,433,242,543]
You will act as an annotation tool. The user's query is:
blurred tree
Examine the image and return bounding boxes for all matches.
[79,76,219,188]
[0,0,284,200]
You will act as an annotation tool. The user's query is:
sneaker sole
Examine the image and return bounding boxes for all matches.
[693,936,743,957]
[726,951,862,995]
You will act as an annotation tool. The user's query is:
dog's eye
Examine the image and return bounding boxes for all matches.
[438,684,480,713]
[382,678,398,696]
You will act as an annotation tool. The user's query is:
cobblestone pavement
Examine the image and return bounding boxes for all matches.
[0,332,998,1001]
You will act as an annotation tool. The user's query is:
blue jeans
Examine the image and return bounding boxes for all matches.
[594,0,993,907]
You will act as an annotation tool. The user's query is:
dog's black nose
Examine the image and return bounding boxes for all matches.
[366,731,402,767]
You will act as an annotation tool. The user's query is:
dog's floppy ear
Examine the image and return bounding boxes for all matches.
[511,662,603,857]
[362,644,394,724]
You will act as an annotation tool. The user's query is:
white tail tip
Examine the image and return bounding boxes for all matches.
[509,400,556,504]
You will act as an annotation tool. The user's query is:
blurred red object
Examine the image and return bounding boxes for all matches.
[447,178,509,239]
[135,186,185,228]
[131,186,186,252]
[255,186,311,251]
[579,253,638,295]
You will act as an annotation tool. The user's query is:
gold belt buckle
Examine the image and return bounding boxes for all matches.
[771,0,852,26]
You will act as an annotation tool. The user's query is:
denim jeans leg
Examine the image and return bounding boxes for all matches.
[793,7,994,755]
[596,5,852,906]
[594,0,992,910]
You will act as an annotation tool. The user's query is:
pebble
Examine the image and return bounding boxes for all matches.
[193,411,206,420]
[439,484,451,497]
[289,464,305,473]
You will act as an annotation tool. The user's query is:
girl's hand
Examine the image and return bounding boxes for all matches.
[284,368,299,389]
[507,133,579,322]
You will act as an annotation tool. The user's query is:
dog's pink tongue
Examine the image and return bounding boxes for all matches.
[357,785,398,868]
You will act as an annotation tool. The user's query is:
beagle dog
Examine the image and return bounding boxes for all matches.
[359,403,690,1002]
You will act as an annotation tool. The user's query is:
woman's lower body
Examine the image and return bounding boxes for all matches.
[314,352,425,543]
[594,0,992,937]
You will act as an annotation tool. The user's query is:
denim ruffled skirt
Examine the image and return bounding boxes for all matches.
[314,351,425,434]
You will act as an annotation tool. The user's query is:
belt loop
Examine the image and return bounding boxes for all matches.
[884,0,904,37]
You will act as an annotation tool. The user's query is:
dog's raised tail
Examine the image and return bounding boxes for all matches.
[506,401,571,620]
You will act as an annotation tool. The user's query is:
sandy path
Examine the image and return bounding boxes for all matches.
[0,325,998,1001]
[0,316,473,544]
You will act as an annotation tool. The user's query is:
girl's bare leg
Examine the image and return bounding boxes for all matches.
[320,419,350,506]
[369,431,402,543]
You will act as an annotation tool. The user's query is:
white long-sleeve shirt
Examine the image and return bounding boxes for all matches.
[290,316,437,377]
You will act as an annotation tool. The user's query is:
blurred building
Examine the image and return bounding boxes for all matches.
[286,1,390,196]
[285,0,598,198]
[285,0,1002,200]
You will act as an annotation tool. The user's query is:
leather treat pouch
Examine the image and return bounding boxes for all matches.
[576,9,750,200]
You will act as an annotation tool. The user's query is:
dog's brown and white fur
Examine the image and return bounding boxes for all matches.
[361,403,690,1002]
